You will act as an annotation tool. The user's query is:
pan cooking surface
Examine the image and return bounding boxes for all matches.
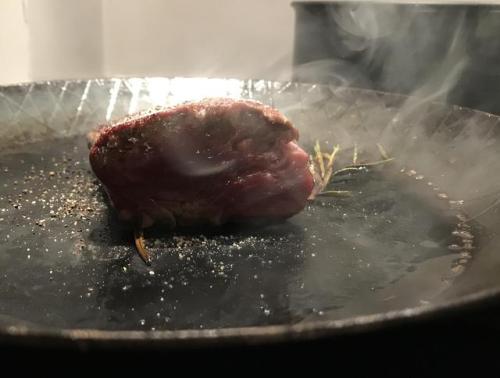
[0,136,471,330]
[0,78,497,338]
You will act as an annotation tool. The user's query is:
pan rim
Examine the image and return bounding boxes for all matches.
[1,76,499,121]
[1,286,500,347]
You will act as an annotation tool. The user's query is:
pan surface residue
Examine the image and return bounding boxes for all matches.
[0,136,473,330]
[0,78,494,336]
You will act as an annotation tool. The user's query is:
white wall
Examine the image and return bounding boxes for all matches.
[102,0,295,80]
[0,0,30,84]
[0,0,296,85]
[25,0,104,82]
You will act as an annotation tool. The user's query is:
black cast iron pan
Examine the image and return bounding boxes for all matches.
[0,77,499,350]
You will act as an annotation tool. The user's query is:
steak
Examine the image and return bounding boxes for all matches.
[88,98,314,229]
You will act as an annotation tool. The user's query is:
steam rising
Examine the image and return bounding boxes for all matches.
[283,3,500,315]
[289,3,500,206]
[292,3,489,111]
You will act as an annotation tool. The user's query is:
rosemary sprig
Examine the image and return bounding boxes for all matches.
[331,166,368,177]
[377,143,390,160]
[314,140,325,179]
[347,157,394,168]
[331,158,394,177]
[317,190,353,197]
[322,144,341,188]
[309,142,394,199]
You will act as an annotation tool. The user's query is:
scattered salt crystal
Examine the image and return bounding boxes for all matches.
[452,230,474,239]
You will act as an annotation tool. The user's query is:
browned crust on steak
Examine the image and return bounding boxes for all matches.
[89,98,298,150]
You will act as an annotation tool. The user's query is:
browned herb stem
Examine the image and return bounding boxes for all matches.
[377,143,390,160]
[314,141,326,179]
[134,229,151,266]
